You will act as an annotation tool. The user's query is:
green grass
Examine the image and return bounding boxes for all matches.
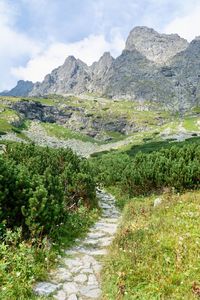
[0,228,55,300]
[102,190,200,300]
[104,131,128,142]
[0,119,12,133]
[183,117,200,131]
[0,96,20,103]
[42,122,101,144]
[0,108,21,134]
[192,106,200,114]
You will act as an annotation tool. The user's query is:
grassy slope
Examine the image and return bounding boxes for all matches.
[42,122,101,144]
[102,190,200,300]
[0,95,200,147]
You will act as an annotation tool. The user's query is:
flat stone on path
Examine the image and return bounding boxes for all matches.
[33,190,120,299]
[68,295,78,300]
[53,290,67,300]
[74,274,88,283]
[33,282,59,296]
[80,286,101,298]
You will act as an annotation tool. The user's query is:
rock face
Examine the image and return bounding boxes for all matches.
[2,26,200,111]
[0,80,34,97]
[99,49,176,107]
[12,101,73,123]
[88,52,114,93]
[30,56,90,96]
[11,100,132,140]
[125,26,188,64]
[168,37,200,111]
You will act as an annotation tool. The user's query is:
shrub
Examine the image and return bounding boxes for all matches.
[92,143,200,196]
[0,143,97,238]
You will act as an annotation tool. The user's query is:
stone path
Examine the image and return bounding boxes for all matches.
[33,190,120,300]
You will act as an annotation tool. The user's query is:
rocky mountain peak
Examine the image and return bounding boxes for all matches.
[125,26,189,64]
[62,56,87,69]
[91,52,114,73]
[64,55,76,62]
[30,55,90,97]
[88,52,114,93]
[0,80,34,97]
[101,51,113,60]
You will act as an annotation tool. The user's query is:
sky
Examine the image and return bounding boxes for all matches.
[1,0,200,91]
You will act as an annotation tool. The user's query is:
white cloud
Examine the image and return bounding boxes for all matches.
[164,4,200,41]
[0,0,124,89]
[0,0,42,90]
[11,32,125,83]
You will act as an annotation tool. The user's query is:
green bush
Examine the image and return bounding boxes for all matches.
[92,143,200,196]
[0,143,97,238]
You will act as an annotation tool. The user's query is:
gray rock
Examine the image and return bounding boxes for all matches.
[125,26,188,64]
[80,286,101,298]
[154,197,162,207]
[80,268,94,274]
[74,274,87,283]
[88,52,114,93]
[63,282,78,294]
[33,282,59,296]
[53,290,67,300]
[51,268,72,283]
[88,274,98,285]
[68,294,78,300]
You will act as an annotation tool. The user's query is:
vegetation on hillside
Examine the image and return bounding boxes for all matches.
[102,190,200,299]
[0,142,98,299]
[1,95,199,146]
[91,138,200,299]
[92,142,200,197]
[0,94,200,299]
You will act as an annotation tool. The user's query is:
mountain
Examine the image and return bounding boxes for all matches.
[0,80,34,97]
[168,37,200,110]
[30,56,90,96]
[97,49,175,105]
[88,52,114,93]
[2,26,200,111]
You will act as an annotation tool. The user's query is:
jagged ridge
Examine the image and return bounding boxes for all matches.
[2,26,200,111]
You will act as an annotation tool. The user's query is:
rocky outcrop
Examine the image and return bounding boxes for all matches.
[0,80,34,97]
[11,100,134,139]
[2,26,200,112]
[12,101,72,123]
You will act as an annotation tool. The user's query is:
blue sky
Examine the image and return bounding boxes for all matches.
[1,0,200,90]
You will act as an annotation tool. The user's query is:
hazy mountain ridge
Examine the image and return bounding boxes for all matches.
[2,26,200,111]
[0,80,34,97]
